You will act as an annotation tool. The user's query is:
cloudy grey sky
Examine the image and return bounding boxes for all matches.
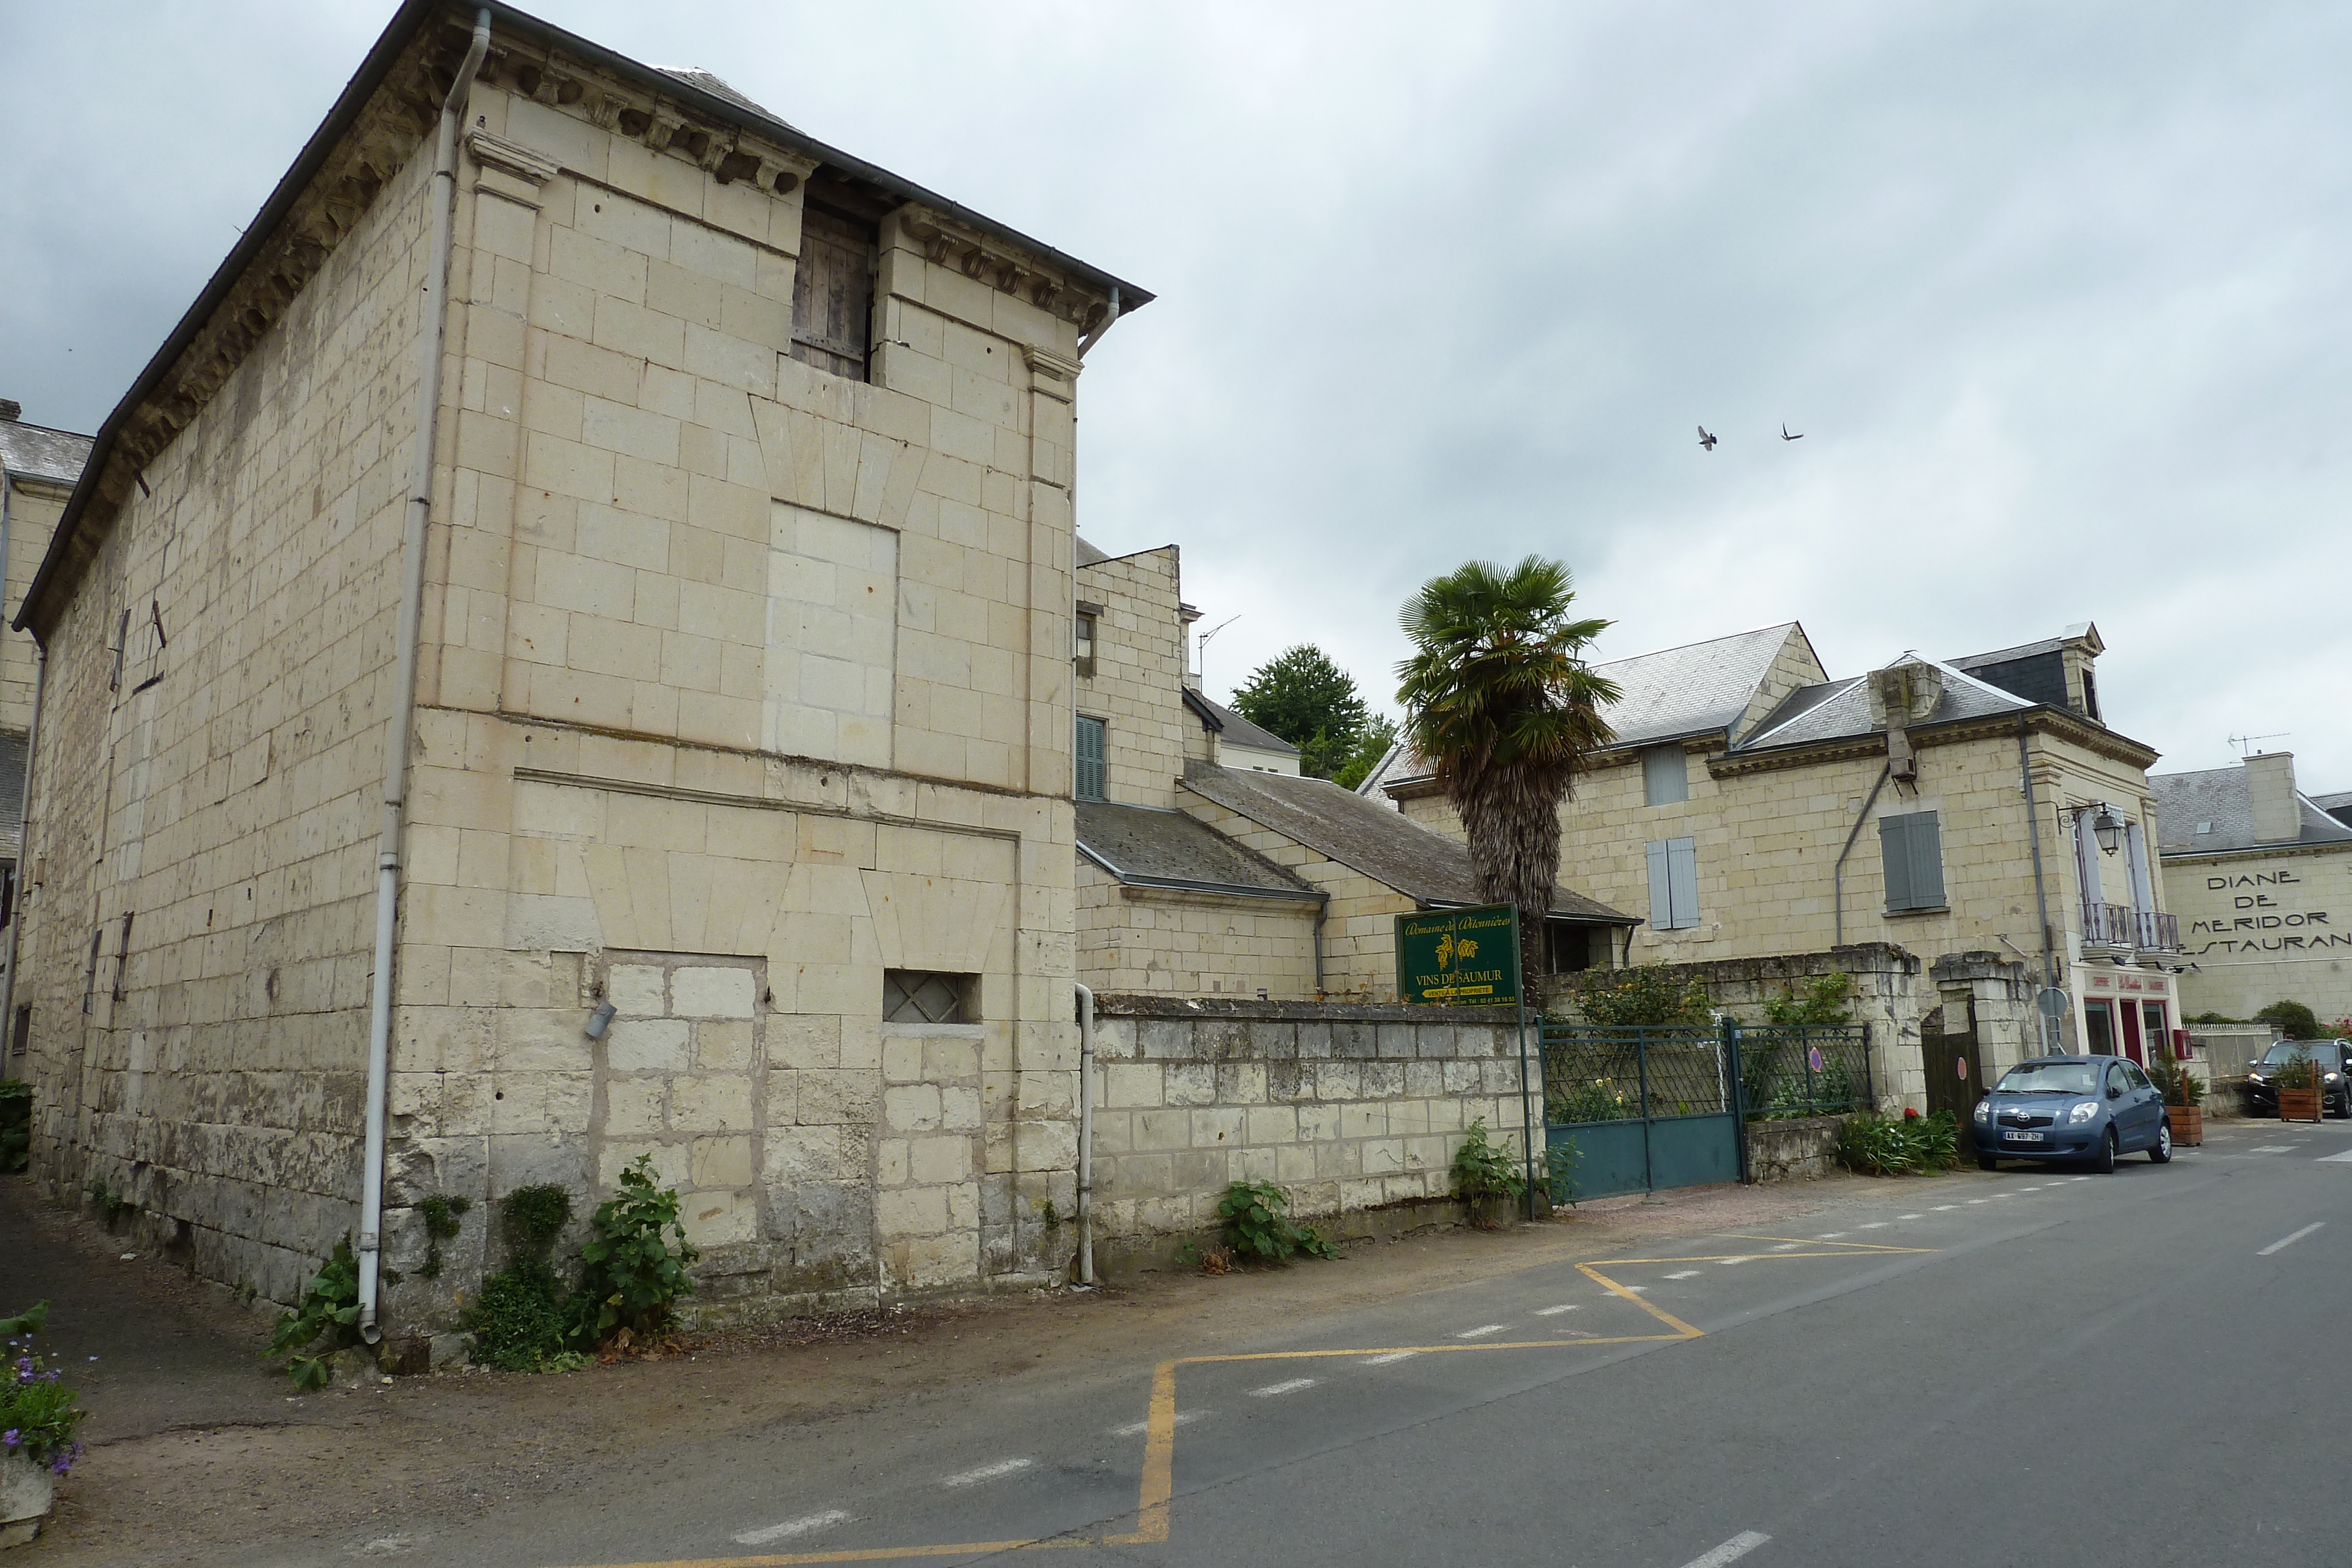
[5,2,2347,785]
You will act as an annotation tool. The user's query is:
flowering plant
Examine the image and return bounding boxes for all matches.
[0,1302,87,1476]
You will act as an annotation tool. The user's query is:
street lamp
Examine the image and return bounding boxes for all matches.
[2092,806,2124,856]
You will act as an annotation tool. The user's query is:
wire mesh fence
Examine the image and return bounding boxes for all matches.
[1736,1025,1872,1120]
[1538,1022,1873,1126]
[1538,1026,1736,1125]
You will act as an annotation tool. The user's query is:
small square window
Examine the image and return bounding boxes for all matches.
[883,969,975,1025]
[1074,613,1095,678]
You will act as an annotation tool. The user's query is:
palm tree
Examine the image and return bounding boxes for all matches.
[1396,556,1618,977]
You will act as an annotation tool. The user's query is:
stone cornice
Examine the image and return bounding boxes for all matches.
[1707,707,2159,780]
[894,209,1114,331]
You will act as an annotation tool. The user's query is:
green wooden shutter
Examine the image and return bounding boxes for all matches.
[1880,815,1913,911]
[1074,716,1106,801]
[1907,810,1945,909]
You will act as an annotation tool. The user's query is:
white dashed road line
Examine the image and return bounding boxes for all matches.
[1769,1243,1800,1252]
[2253,1146,2295,1155]
[1816,1232,1847,1239]
[941,1458,1034,1487]
[1359,1352,1417,1366]
[2259,1222,2326,1257]
[1857,1222,1889,1229]
[1534,1304,1581,1316]
[1111,1410,1207,1437]
[1679,1530,1772,1568]
[2320,1149,2352,1164]
[1897,1213,1923,1219]
[1932,1205,1957,1212]
[1661,1271,1702,1281]
[1455,1324,1507,1339]
[1717,1256,1752,1266]
[1251,1378,1318,1398]
[734,1510,852,1546]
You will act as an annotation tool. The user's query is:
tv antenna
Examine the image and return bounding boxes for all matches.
[2229,731,2288,757]
[1195,615,1241,693]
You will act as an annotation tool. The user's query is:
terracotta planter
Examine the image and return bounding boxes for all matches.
[2279,1088,2323,1124]
[2166,1105,2203,1146]
[0,1452,56,1549]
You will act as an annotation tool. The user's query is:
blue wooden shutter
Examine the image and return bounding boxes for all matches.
[1074,716,1105,800]
[1646,840,1672,929]
[1666,837,1699,929]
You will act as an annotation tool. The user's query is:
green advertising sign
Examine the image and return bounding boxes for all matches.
[1395,904,1521,1007]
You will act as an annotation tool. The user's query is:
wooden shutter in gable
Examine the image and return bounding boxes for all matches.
[791,205,875,381]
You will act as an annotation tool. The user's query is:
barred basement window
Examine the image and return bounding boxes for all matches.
[883,970,975,1025]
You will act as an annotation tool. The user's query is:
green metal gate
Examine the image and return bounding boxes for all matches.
[1542,1022,1873,1202]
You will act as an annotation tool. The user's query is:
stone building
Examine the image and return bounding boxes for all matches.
[1365,621,2183,1085]
[1072,535,1630,1003]
[9,1,1148,1346]
[2151,751,2352,1025]
[0,401,89,1066]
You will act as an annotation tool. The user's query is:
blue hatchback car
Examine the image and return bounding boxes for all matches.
[1972,1055,2173,1173]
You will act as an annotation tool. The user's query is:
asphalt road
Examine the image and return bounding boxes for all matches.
[350,1115,2352,1568]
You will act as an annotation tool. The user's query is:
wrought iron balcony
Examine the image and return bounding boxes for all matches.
[2082,902,2180,952]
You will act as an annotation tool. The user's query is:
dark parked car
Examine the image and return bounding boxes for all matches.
[2245,1039,2352,1117]
[1972,1055,2172,1173]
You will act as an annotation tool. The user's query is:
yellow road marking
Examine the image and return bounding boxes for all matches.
[554,1239,1937,1568]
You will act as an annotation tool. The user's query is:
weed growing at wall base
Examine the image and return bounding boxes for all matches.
[1450,1118,1526,1223]
[1218,1181,1338,1262]
[266,1239,363,1390]
[1838,1109,1961,1176]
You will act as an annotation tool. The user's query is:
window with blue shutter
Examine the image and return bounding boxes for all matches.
[1879,810,1946,912]
[1074,716,1107,801]
[1645,837,1699,930]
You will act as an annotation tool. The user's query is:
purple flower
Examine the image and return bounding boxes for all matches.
[49,1455,69,1476]
[1,1430,19,1449]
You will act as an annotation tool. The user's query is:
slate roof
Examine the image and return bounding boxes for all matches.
[1589,623,1803,747]
[1076,800,1318,897]
[1074,534,1109,568]
[2314,790,2352,829]
[1186,691,1298,755]
[2149,767,2352,854]
[1358,623,1803,792]
[0,419,93,486]
[659,69,793,127]
[1182,761,1635,924]
[1737,656,2031,751]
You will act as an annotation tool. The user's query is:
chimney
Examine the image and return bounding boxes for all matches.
[0,399,19,423]
[2245,751,2300,844]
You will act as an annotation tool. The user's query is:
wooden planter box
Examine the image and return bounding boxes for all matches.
[2166,1105,2203,1146]
[2279,1088,2323,1123]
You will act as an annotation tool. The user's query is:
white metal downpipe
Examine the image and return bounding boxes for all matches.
[1075,982,1095,1285]
[1077,286,1121,359]
[358,8,491,1345]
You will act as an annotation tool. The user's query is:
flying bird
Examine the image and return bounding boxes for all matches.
[1781,423,1804,442]
[1697,426,1718,451]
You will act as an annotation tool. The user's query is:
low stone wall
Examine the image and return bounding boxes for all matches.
[1084,997,1534,1271]
[1745,1115,1845,1183]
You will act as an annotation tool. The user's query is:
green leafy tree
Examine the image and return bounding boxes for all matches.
[1396,556,1617,974]
[2255,1000,2321,1039]
[1332,714,1399,792]
[1230,644,1371,780]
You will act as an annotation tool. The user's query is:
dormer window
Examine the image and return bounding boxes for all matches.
[2080,668,2101,723]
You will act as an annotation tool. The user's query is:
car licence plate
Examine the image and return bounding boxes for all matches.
[2002,1130,2046,1144]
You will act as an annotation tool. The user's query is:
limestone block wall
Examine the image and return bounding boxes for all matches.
[11,135,439,1305]
[2160,847,2352,1024]
[1075,858,1318,1000]
[1401,726,2166,997]
[1176,791,1417,1000]
[1074,545,1187,808]
[1084,997,1531,1264]
[0,474,68,734]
